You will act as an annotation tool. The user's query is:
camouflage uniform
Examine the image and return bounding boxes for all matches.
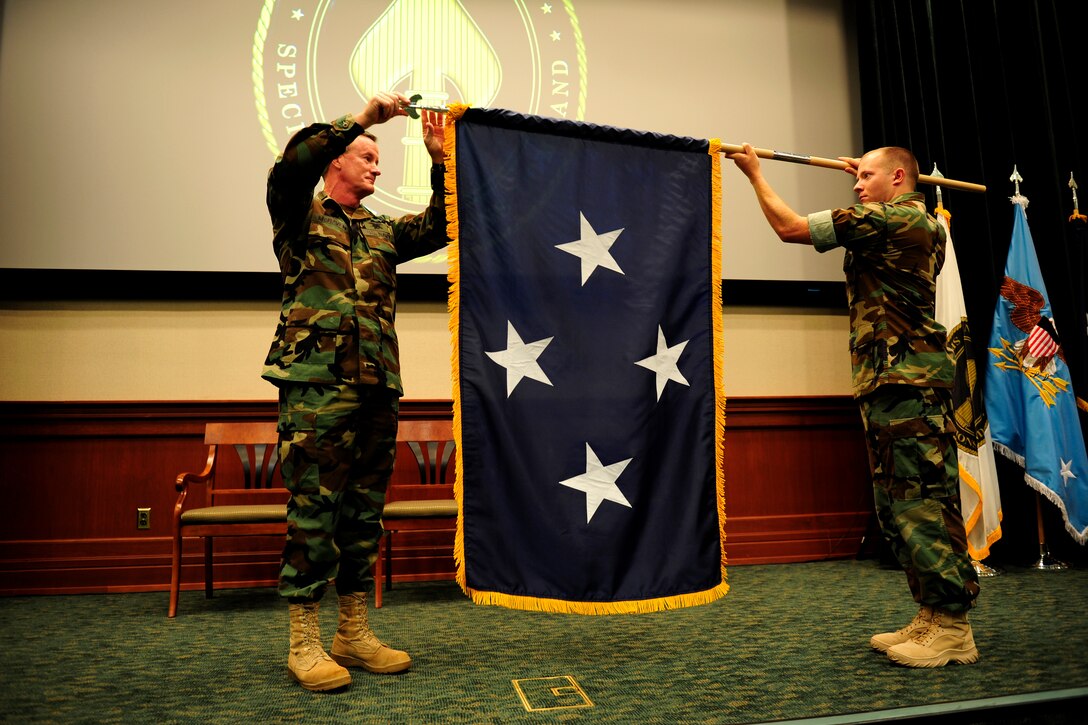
[809,192,979,612]
[263,114,449,600]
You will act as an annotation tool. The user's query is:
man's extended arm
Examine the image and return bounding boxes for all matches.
[391,108,449,258]
[726,143,812,245]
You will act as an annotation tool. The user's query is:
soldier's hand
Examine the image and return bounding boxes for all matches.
[838,156,861,178]
[726,143,762,181]
[356,91,410,128]
[422,110,446,164]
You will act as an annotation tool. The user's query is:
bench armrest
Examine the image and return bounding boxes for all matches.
[175,445,216,492]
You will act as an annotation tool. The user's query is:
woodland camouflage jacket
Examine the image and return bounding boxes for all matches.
[808,191,954,398]
[262,115,449,393]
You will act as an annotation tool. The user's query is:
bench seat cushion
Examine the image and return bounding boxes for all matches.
[382,499,458,518]
[180,504,286,525]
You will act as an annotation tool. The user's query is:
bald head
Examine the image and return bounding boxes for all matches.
[866,147,919,187]
[853,147,919,202]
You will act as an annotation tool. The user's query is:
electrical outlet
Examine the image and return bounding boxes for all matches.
[137,507,151,530]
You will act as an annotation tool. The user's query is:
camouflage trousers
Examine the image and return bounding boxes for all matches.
[858,385,980,613]
[276,383,399,600]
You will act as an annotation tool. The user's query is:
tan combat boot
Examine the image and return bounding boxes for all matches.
[870,605,933,653]
[886,608,979,667]
[330,592,412,673]
[288,600,352,691]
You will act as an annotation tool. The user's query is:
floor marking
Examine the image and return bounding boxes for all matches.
[512,675,594,712]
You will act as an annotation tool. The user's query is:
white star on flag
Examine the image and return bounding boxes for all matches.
[635,326,690,400]
[485,321,554,397]
[559,443,634,523]
[555,211,625,285]
[1060,458,1077,489]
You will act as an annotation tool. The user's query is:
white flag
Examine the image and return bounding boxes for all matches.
[935,212,1003,559]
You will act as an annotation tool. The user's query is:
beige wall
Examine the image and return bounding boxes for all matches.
[0,302,851,401]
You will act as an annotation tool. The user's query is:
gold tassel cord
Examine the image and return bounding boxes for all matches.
[718,143,987,193]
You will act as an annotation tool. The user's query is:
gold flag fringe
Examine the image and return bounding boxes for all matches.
[449,120,730,612]
[709,139,729,587]
[444,103,469,594]
[466,581,730,615]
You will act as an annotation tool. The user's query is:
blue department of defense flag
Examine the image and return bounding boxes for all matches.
[934,210,1003,559]
[985,200,1088,544]
[445,106,727,614]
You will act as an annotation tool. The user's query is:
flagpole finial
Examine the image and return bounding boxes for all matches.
[1069,172,1085,222]
[931,164,945,208]
[1009,165,1029,210]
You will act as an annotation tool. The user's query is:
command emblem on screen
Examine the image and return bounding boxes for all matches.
[253,0,589,243]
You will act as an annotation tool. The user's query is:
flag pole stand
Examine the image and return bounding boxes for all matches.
[971,560,1004,577]
[1031,493,1069,570]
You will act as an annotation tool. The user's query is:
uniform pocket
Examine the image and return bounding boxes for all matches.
[883,414,952,500]
[356,221,398,265]
[283,308,341,369]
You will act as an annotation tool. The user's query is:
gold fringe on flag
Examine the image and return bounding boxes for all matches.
[444,103,469,594]
[465,585,730,616]
[708,139,730,584]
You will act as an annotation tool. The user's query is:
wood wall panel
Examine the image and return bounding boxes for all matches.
[0,397,871,597]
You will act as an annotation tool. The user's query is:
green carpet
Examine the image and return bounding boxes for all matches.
[1,560,1085,723]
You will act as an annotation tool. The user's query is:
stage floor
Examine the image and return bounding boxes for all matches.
[2,558,1086,723]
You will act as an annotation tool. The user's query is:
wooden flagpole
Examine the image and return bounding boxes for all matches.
[718,143,987,193]
[405,103,988,193]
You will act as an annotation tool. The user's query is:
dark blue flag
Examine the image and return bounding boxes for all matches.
[445,107,727,613]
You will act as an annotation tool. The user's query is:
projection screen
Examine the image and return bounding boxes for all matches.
[0,0,860,290]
